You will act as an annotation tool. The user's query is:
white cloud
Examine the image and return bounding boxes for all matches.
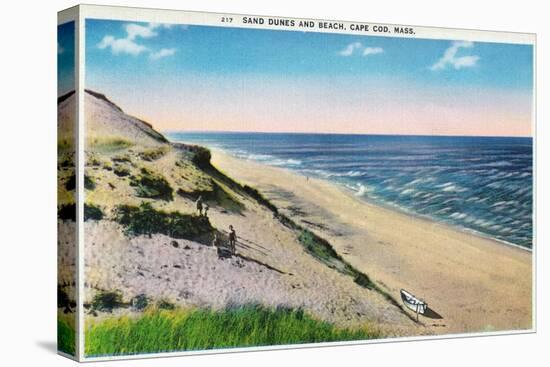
[363,47,384,56]
[431,41,480,71]
[98,35,147,55]
[339,43,384,57]
[57,42,64,54]
[149,23,175,30]
[339,42,362,56]
[150,48,176,60]
[97,22,179,58]
[125,23,157,40]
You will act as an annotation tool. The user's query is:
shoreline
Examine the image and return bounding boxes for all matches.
[342,183,532,253]
[208,147,533,334]
[290,165,532,253]
[203,146,532,252]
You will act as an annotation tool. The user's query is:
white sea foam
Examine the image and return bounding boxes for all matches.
[449,212,467,220]
[400,188,416,196]
[355,184,370,197]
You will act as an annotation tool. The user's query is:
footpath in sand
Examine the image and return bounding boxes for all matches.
[211,150,533,335]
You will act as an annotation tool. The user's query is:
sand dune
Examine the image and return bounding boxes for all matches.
[75,90,421,333]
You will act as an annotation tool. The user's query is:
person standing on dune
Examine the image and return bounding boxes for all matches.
[229,225,237,254]
[196,195,203,216]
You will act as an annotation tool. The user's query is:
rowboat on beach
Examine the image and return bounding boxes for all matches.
[400,289,427,319]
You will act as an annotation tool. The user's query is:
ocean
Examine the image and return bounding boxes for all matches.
[168,132,533,249]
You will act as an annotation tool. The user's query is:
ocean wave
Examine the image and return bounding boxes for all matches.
[442,184,467,193]
[449,212,467,220]
[400,188,416,196]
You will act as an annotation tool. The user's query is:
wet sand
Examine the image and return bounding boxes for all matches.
[211,149,533,335]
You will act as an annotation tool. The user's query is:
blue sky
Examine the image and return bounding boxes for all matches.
[58,21,75,96]
[85,19,534,136]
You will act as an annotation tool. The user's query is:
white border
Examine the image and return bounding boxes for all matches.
[78,3,535,44]
[65,4,536,362]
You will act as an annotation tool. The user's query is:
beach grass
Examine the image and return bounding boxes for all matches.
[89,137,134,152]
[138,146,169,161]
[58,315,76,356]
[85,304,379,357]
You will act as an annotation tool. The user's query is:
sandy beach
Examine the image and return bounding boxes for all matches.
[211,149,533,335]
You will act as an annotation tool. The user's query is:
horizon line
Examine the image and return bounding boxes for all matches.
[163,129,533,139]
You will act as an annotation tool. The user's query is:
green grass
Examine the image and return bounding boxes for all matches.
[85,305,380,357]
[58,317,76,356]
[90,137,134,152]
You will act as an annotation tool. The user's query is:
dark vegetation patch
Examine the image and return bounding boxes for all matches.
[58,286,76,311]
[130,168,173,201]
[297,229,354,275]
[114,202,215,244]
[65,175,76,191]
[85,175,96,190]
[113,166,131,177]
[112,155,132,163]
[138,147,168,161]
[67,175,97,190]
[84,204,104,221]
[242,185,278,213]
[131,294,149,311]
[58,203,104,221]
[91,290,124,313]
[58,204,76,221]
[157,299,176,310]
[189,145,212,169]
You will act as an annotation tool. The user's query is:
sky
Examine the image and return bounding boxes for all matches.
[58,21,75,96]
[85,19,534,137]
